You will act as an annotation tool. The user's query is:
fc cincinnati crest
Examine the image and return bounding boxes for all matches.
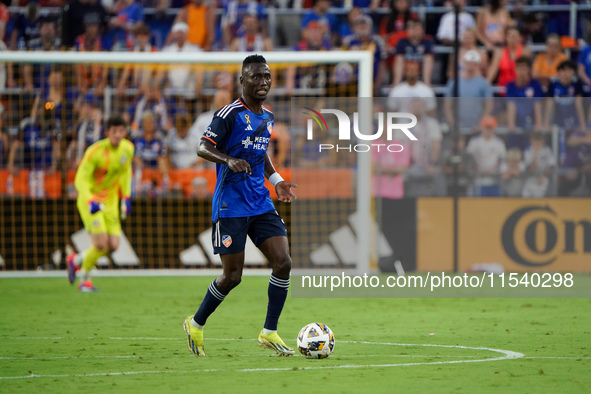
[222,235,232,247]
[267,122,273,135]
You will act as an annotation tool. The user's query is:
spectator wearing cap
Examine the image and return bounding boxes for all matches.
[229,13,273,52]
[445,50,493,134]
[436,0,476,46]
[388,61,436,115]
[533,34,568,88]
[393,18,434,86]
[116,22,158,98]
[159,22,203,111]
[505,57,544,149]
[466,115,507,197]
[108,0,144,50]
[446,28,488,80]
[544,60,587,135]
[61,0,107,48]
[171,0,215,51]
[301,0,339,45]
[75,13,107,95]
[341,14,387,91]
[221,0,266,46]
[285,20,333,96]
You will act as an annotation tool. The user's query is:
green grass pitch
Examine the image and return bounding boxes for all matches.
[1,276,590,393]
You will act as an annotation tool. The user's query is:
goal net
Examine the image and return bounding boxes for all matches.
[0,50,375,272]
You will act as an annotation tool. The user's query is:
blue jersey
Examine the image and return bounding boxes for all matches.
[506,79,544,128]
[202,98,275,221]
[134,136,166,169]
[546,79,586,129]
[21,123,55,170]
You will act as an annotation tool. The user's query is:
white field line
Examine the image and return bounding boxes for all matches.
[0,339,525,380]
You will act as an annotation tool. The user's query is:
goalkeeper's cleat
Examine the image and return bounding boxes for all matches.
[258,330,295,356]
[66,253,79,285]
[78,280,99,292]
[183,316,205,357]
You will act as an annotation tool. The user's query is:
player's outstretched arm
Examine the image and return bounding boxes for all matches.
[197,140,252,175]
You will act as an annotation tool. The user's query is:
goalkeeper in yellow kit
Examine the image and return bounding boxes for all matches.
[67,115,134,292]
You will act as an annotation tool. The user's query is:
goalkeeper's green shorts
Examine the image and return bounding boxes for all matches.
[77,199,121,236]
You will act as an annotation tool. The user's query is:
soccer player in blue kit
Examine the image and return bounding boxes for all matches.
[183,55,298,357]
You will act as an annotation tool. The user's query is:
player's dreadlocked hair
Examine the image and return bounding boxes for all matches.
[242,54,267,72]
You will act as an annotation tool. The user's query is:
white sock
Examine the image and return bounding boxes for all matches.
[79,269,90,283]
[262,328,276,335]
[74,251,85,266]
[190,318,204,330]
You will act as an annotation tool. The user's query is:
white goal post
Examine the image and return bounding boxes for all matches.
[0,50,375,274]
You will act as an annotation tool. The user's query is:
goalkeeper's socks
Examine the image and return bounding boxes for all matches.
[193,280,228,326]
[81,246,108,271]
[264,274,290,331]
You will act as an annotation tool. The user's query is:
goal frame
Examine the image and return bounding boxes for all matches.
[0,50,375,274]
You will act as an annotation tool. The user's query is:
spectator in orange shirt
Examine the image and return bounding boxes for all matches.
[171,0,215,50]
[533,34,568,88]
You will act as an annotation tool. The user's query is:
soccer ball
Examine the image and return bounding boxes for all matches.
[297,323,335,359]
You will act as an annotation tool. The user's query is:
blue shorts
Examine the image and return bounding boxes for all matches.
[212,210,287,255]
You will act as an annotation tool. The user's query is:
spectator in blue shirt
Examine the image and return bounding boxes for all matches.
[301,0,339,45]
[108,0,144,50]
[341,15,387,91]
[506,56,544,149]
[577,35,591,91]
[544,60,587,133]
[393,18,434,86]
[134,111,168,171]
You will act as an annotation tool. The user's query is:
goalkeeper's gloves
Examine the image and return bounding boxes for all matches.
[88,200,104,215]
[120,197,131,220]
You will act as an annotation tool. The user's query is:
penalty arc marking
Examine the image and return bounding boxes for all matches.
[0,339,524,380]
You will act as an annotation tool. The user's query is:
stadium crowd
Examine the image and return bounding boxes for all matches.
[0,0,591,199]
